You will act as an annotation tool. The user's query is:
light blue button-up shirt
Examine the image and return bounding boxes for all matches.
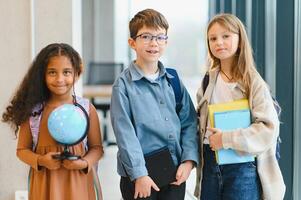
[110,61,199,181]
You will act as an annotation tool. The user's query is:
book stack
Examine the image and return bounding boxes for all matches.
[208,99,255,165]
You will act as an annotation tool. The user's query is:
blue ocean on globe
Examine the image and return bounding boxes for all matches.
[48,104,87,145]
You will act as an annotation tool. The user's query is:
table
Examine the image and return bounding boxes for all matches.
[83,85,116,145]
[83,85,112,99]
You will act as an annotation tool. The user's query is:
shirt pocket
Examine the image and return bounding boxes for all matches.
[130,92,161,124]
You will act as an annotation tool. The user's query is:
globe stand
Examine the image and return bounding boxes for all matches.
[52,145,80,160]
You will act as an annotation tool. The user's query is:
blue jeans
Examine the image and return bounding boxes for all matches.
[200,145,261,200]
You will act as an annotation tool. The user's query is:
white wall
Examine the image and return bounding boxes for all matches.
[0,0,82,199]
[0,1,31,199]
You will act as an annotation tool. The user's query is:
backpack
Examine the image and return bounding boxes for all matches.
[202,72,281,160]
[166,68,183,114]
[28,96,103,200]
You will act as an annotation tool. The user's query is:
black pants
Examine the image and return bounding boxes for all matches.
[120,176,186,200]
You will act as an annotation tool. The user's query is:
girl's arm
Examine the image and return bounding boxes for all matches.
[81,104,104,173]
[17,121,61,170]
[222,77,279,155]
[17,121,40,169]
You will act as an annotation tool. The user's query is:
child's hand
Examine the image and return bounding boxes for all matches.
[171,160,194,186]
[134,176,159,199]
[62,159,88,170]
[38,152,61,170]
[207,127,223,151]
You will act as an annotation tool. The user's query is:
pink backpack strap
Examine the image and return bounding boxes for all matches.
[29,103,44,151]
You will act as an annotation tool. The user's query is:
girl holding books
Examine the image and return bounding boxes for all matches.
[194,13,285,200]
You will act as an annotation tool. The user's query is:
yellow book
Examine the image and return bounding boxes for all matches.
[208,99,254,165]
[208,99,249,127]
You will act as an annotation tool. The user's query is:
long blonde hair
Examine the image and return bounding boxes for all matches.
[206,13,257,97]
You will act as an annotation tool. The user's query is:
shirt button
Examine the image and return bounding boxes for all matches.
[160,100,164,104]
[168,134,173,139]
[165,117,169,121]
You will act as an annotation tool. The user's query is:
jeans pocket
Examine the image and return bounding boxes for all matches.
[247,161,257,169]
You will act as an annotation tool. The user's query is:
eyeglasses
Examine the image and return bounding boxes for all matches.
[133,33,168,45]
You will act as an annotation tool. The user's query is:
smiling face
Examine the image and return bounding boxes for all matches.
[128,26,167,68]
[208,22,239,65]
[45,55,76,100]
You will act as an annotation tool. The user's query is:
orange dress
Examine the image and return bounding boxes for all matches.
[17,104,103,200]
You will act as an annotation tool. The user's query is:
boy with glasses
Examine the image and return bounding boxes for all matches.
[110,9,199,200]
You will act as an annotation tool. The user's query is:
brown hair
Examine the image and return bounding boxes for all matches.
[129,9,169,38]
[2,43,83,135]
[207,13,257,97]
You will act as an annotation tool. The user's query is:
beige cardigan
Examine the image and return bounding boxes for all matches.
[194,68,285,200]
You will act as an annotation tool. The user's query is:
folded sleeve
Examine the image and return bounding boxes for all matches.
[179,83,199,165]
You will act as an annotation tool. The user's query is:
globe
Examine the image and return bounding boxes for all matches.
[48,104,88,146]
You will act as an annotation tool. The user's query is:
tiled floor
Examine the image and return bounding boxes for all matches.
[97,145,198,200]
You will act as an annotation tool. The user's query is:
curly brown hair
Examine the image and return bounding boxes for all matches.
[2,43,83,135]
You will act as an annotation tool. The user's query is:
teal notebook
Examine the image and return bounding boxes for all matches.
[214,109,255,165]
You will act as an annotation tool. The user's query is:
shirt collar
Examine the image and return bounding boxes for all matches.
[128,61,171,81]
